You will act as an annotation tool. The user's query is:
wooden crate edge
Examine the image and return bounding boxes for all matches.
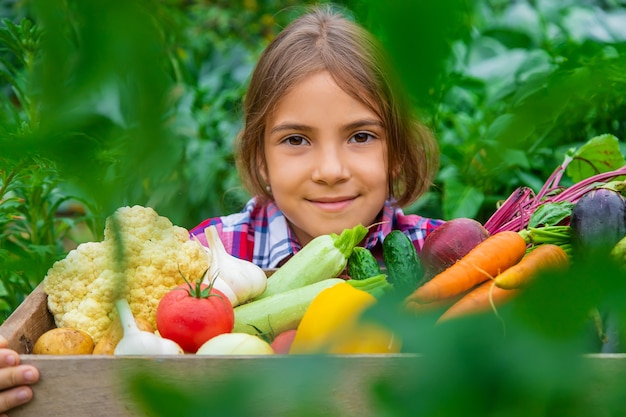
[0,283,54,353]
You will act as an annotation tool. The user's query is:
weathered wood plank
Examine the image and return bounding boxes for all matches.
[0,284,54,353]
[10,354,416,417]
[7,353,626,417]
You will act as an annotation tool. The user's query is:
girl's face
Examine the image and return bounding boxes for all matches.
[263,71,389,246]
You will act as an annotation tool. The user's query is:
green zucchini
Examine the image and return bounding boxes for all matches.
[347,246,382,280]
[255,224,368,299]
[233,278,344,335]
[382,230,424,297]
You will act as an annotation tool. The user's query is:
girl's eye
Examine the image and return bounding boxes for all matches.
[282,135,310,146]
[350,132,375,143]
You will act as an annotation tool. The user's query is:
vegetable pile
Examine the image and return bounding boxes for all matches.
[37,215,396,355]
[403,134,626,336]
[34,134,626,356]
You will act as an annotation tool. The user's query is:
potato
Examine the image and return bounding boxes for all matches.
[33,327,95,355]
[93,316,155,355]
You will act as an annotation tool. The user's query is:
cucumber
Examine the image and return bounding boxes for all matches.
[347,274,394,299]
[382,230,424,297]
[232,278,344,336]
[347,247,382,280]
[570,187,626,262]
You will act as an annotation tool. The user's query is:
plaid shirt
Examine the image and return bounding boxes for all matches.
[189,197,444,269]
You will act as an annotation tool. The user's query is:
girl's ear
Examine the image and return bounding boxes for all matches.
[256,154,268,183]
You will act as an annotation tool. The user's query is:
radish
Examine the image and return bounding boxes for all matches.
[419,218,490,280]
[270,329,297,354]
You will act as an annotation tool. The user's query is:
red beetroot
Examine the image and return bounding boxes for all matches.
[419,218,490,280]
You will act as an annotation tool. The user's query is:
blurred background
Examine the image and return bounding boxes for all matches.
[1,0,625,319]
[1,1,626,416]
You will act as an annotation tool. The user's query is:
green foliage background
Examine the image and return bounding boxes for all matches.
[1,1,626,416]
[1,0,625,317]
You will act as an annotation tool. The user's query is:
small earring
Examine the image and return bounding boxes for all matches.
[265,185,271,192]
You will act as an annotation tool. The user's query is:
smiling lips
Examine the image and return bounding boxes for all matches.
[308,196,357,212]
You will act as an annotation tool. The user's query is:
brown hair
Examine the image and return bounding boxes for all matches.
[235,4,439,208]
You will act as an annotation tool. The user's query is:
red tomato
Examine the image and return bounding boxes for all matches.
[156,282,234,353]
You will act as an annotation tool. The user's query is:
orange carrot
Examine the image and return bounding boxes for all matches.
[436,280,519,323]
[405,294,464,316]
[494,243,569,290]
[406,231,527,304]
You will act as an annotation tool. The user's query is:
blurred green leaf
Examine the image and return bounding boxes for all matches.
[442,177,485,219]
[360,0,472,112]
[565,133,626,183]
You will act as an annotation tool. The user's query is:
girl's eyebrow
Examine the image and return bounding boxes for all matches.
[269,118,384,135]
[343,118,384,131]
[269,122,311,135]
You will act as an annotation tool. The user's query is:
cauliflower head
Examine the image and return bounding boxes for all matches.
[43,205,211,343]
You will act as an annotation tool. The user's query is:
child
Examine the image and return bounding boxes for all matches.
[190,4,443,266]
[0,335,40,413]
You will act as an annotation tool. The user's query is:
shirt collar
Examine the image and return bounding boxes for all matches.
[362,200,395,249]
[252,199,301,268]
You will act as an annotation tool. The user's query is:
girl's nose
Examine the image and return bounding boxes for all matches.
[311,144,350,185]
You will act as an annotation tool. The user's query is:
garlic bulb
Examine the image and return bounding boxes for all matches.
[202,225,267,306]
[200,246,238,305]
[113,298,183,355]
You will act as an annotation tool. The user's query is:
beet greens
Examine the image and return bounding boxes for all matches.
[484,155,626,235]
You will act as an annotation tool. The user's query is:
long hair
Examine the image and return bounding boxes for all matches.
[235,4,439,207]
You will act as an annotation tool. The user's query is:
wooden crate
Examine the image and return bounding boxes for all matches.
[2,284,626,417]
